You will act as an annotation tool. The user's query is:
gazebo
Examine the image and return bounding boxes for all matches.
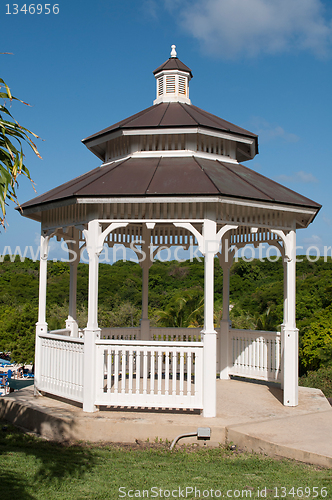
[21,46,320,418]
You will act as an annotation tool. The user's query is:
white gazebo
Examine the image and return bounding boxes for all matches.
[21,46,320,417]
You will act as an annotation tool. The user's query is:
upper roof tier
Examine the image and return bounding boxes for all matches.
[82,102,258,163]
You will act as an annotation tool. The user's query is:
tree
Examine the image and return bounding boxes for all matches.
[156,288,204,328]
[0,71,41,225]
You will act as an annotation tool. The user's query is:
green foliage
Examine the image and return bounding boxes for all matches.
[0,74,41,224]
[0,303,37,364]
[299,366,332,398]
[254,307,280,331]
[156,287,203,327]
[98,302,140,328]
[299,305,332,371]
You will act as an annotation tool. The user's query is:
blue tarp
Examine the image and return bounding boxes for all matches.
[0,359,11,365]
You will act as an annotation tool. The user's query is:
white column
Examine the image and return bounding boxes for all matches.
[140,225,151,340]
[280,257,287,391]
[219,241,233,379]
[83,220,102,412]
[202,219,217,418]
[66,231,79,337]
[283,229,298,406]
[35,233,50,395]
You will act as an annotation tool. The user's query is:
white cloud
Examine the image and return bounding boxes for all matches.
[303,234,322,244]
[250,117,300,143]
[142,0,159,20]
[275,171,319,183]
[322,214,332,227]
[169,0,332,58]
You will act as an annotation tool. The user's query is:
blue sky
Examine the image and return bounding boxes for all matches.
[1,0,332,261]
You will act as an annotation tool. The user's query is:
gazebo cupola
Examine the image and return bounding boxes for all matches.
[153,45,192,105]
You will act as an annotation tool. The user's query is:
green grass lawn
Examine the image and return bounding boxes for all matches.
[0,422,331,500]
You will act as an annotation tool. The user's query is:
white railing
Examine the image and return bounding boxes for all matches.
[48,328,71,336]
[39,332,84,402]
[100,327,202,342]
[101,327,140,340]
[95,340,203,410]
[228,328,281,382]
[150,327,202,342]
[36,327,281,412]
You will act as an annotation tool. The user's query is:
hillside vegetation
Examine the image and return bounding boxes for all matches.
[1,255,331,394]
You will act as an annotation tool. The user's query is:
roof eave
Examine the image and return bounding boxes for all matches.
[83,124,258,162]
[19,193,320,230]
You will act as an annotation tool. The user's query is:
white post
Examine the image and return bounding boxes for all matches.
[283,229,298,406]
[219,241,233,379]
[83,220,101,412]
[66,231,79,337]
[202,219,217,418]
[140,225,151,340]
[35,233,49,395]
[280,257,287,390]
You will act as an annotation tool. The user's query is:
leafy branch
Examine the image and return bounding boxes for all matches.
[0,72,41,226]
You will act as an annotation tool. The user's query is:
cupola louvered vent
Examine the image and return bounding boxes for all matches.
[158,77,163,97]
[166,75,176,94]
[178,76,186,95]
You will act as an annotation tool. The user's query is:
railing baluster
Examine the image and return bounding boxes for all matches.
[259,337,264,374]
[107,349,112,393]
[157,349,162,396]
[128,348,133,395]
[165,349,169,396]
[150,349,155,395]
[179,349,184,397]
[187,351,192,396]
[136,350,141,394]
[276,337,281,380]
[143,348,148,395]
[172,349,177,396]
[114,348,119,395]
[121,349,126,394]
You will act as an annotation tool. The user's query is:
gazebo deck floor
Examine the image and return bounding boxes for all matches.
[0,378,331,468]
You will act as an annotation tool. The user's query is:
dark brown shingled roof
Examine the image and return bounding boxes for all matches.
[20,157,321,212]
[153,57,193,78]
[82,102,258,144]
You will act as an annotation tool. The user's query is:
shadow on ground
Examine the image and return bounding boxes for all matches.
[0,410,96,498]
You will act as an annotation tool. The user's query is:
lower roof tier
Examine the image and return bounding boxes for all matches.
[21,156,321,214]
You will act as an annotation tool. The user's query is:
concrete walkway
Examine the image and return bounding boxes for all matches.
[0,379,331,467]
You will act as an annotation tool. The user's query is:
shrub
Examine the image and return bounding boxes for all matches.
[299,366,332,398]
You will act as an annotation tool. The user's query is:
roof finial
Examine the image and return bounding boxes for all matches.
[170,45,177,58]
